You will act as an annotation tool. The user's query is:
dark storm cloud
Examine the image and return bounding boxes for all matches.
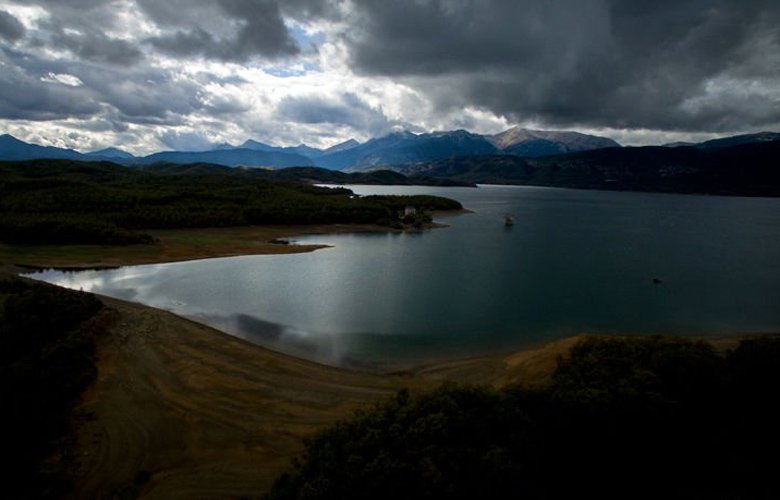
[13,0,328,65]
[142,0,301,61]
[34,0,115,9]
[17,0,146,66]
[2,0,776,143]
[344,0,780,132]
[0,10,25,42]
[0,51,101,120]
[72,64,219,124]
[33,0,131,29]
[0,48,224,125]
[0,0,265,131]
[50,29,143,66]
[276,93,392,135]
[278,0,342,21]
[346,0,610,76]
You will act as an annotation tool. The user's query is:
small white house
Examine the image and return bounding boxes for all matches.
[403,205,417,217]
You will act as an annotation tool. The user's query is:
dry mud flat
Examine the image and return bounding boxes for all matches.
[61,295,576,498]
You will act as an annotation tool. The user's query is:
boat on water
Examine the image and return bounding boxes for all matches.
[504,214,514,226]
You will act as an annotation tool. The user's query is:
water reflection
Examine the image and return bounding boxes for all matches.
[26,185,780,367]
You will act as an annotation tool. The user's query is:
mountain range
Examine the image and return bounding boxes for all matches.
[2,130,778,193]
[3,131,779,196]
[486,127,619,156]
[0,134,85,162]
[0,126,621,169]
[387,141,780,197]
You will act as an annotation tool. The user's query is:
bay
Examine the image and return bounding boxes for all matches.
[28,185,780,367]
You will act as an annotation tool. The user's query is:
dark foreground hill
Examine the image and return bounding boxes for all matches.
[1,277,106,498]
[268,335,780,500]
[393,141,780,196]
[6,274,776,499]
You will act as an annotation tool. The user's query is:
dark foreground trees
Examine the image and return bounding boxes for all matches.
[0,278,105,497]
[267,336,780,500]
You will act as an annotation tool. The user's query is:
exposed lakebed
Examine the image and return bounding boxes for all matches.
[29,185,780,367]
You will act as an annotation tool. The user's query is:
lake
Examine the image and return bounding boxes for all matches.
[28,185,780,368]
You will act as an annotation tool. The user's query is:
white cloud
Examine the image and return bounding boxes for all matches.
[40,72,83,86]
[0,2,49,28]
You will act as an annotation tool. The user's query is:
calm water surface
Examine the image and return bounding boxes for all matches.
[29,185,780,367]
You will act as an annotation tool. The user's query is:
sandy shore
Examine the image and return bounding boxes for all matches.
[49,293,574,498]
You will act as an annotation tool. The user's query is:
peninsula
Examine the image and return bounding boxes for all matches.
[0,160,463,267]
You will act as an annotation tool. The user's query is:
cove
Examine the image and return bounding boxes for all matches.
[28,185,780,368]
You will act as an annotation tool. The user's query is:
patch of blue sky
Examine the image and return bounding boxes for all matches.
[289,23,327,47]
[264,61,320,78]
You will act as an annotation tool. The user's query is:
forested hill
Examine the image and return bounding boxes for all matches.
[392,141,780,197]
[138,163,475,187]
[0,160,462,246]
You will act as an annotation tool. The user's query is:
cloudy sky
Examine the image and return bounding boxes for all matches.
[0,0,778,154]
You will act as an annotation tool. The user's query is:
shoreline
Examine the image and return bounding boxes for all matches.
[1,211,470,270]
[45,286,585,497]
[4,216,778,496]
[5,268,777,497]
[18,265,780,374]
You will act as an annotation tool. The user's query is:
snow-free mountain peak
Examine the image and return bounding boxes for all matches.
[86,147,135,159]
[240,139,275,152]
[0,133,83,161]
[487,127,621,156]
[324,138,360,153]
[697,131,780,150]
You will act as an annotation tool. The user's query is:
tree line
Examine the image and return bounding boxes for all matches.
[0,160,462,245]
